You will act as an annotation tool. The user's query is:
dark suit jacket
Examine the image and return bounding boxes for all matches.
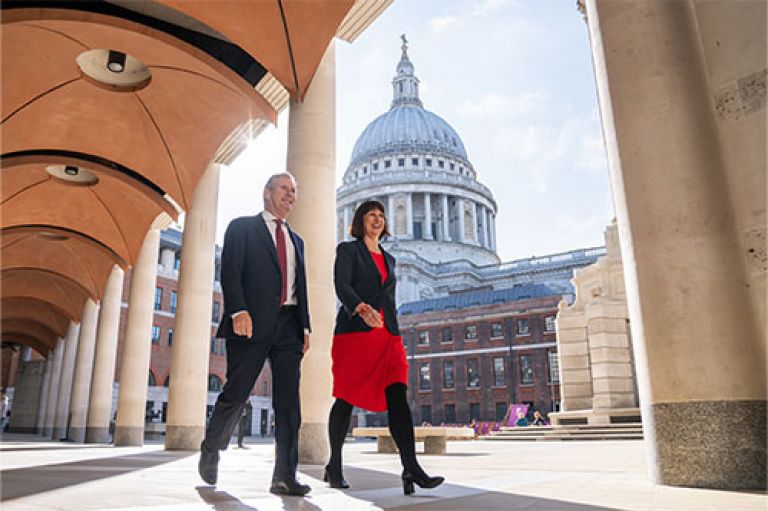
[216,214,310,341]
[333,239,399,335]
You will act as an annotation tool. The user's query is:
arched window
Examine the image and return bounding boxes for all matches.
[208,374,222,392]
[148,370,156,386]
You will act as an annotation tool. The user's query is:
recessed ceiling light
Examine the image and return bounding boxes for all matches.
[76,49,151,91]
[107,50,126,73]
[64,165,79,176]
[46,164,98,186]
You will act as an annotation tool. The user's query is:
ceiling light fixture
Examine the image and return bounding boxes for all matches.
[64,165,79,176]
[107,50,127,73]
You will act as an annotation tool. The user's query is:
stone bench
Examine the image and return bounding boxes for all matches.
[352,426,475,454]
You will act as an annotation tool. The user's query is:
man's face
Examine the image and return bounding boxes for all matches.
[264,175,297,219]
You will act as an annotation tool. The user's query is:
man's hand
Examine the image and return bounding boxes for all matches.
[232,311,253,338]
[303,333,310,353]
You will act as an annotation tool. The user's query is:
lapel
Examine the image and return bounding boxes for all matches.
[254,213,279,270]
[287,226,304,270]
[355,239,381,286]
[380,246,394,287]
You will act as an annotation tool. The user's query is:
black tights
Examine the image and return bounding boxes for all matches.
[327,383,425,477]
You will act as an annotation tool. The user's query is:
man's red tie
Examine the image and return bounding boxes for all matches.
[274,219,288,304]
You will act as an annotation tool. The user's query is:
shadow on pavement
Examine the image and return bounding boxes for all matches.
[1,450,195,501]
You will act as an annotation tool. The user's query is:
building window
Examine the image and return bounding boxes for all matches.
[520,355,534,385]
[419,363,431,390]
[469,402,481,421]
[363,165,368,173]
[211,338,217,354]
[220,340,226,356]
[208,375,222,392]
[491,322,504,338]
[548,351,560,383]
[464,325,477,341]
[425,158,432,167]
[167,328,174,346]
[442,328,453,343]
[516,318,530,335]
[384,159,391,168]
[170,291,177,314]
[444,403,456,423]
[372,162,379,171]
[467,359,480,388]
[174,256,181,271]
[398,158,405,167]
[154,287,162,310]
[545,315,556,332]
[493,357,505,387]
[148,370,156,386]
[495,402,507,421]
[212,302,220,322]
[449,162,455,171]
[417,330,429,345]
[411,157,419,166]
[151,326,160,344]
[420,405,432,425]
[442,360,454,389]
[438,160,444,169]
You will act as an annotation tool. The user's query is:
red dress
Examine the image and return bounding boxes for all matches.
[331,250,409,412]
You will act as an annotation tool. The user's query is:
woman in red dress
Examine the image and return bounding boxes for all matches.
[325,200,444,495]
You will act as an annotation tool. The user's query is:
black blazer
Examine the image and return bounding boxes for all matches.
[216,214,311,341]
[333,240,399,335]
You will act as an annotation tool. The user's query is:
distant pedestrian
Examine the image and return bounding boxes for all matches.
[237,400,253,448]
[531,410,547,426]
[0,392,7,431]
[514,411,529,427]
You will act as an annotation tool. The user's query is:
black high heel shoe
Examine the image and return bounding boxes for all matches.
[401,470,444,495]
[323,465,350,489]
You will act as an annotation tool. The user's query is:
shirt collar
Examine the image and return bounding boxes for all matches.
[261,210,287,225]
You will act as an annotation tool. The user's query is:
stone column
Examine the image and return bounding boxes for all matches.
[286,39,336,464]
[478,205,487,248]
[343,206,351,241]
[43,337,65,437]
[442,194,451,241]
[165,162,219,451]
[489,214,497,251]
[387,195,395,237]
[406,192,414,238]
[586,0,765,489]
[470,201,478,244]
[457,198,466,243]
[423,192,433,240]
[53,321,80,439]
[8,359,46,433]
[114,228,160,446]
[68,298,100,442]
[86,265,125,443]
[36,352,53,434]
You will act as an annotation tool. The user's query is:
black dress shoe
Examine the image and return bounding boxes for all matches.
[269,478,311,496]
[198,442,219,485]
[401,470,444,495]
[323,465,350,489]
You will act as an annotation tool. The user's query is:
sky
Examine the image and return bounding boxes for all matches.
[217,0,615,262]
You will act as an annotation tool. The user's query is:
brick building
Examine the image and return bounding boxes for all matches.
[397,285,562,426]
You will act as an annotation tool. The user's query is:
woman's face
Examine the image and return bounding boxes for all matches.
[363,208,386,238]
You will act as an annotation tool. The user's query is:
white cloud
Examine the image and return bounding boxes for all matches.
[472,0,521,16]
[428,15,459,32]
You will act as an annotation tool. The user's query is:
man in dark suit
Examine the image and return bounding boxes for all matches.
[198,173,312,496]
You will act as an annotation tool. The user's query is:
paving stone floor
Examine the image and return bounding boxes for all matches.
[1,433,765,510]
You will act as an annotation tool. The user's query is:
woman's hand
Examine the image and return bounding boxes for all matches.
[355,302,383,328]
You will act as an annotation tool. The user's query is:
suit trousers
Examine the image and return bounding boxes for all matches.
[203,306,304,481]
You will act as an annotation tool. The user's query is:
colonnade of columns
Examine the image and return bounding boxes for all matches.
[338,192,496,250]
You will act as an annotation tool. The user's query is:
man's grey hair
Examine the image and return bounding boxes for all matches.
[264,172,296,192]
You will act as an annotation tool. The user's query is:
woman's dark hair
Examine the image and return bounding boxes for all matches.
[349,200,390,240]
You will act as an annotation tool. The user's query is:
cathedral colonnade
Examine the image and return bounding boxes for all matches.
[1,0,389,466]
